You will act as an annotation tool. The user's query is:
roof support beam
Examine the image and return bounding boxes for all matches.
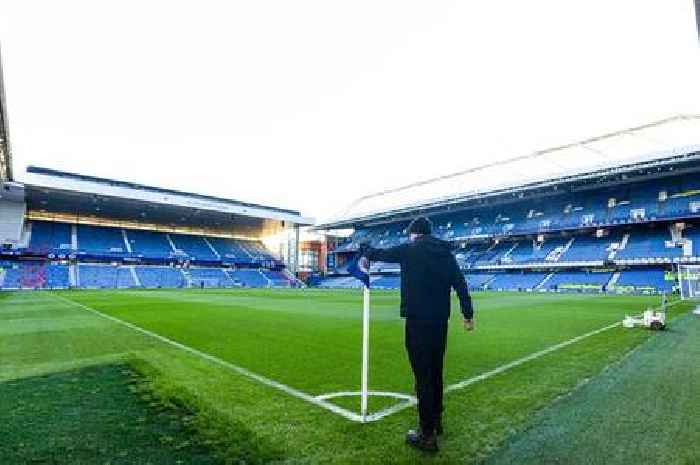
[0,44,12,181]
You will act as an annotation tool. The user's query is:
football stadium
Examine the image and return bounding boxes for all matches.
[2,4,700,465]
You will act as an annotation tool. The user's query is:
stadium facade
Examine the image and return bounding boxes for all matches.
[317,115,700,295]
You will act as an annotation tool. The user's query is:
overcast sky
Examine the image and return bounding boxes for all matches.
[2,1,699,222]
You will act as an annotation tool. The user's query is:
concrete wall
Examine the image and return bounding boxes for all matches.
[0,198,26,246]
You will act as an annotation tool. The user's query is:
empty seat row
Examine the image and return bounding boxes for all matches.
[26,221,276,263]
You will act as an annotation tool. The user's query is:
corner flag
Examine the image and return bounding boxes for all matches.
[348,253,371,421]
[348,255,370,288]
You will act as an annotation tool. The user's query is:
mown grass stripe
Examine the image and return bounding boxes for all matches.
[51,293,366,422]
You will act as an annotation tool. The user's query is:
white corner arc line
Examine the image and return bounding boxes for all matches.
[315,391,416,402]
[51,294,365,423]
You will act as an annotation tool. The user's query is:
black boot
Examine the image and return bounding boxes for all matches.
[406,429,438,452]
[435,418,443,436]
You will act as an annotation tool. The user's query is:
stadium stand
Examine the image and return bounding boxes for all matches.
[208,237,253,262]
[559,233,619,262]
[188,267,233,287]
[544,271,613,291]
[169,233,219,261]
[126,229,174,258]
[614,269,673,293]
[135,266,186,288]
[28,221,72,253]
[260,269,294,287]
[228,269,270,288]
[320,161,700,293]
[79,264,135,288]
[487,272,549,290]
[317,275,365,289]
[464,273,496,290]
[0,261,69,289]
[0,163,311,291]
[77,224,126,257]
[372,275,401,289]
[615,228,681,261]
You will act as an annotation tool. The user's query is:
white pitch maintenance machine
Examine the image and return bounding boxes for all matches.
[622,293,667,330]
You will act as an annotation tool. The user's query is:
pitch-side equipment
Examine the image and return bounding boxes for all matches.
[622,293,667,330]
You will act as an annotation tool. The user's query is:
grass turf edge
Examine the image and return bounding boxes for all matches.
[128,357,288,465]
[114,301,692,465]
[471,298,695,464]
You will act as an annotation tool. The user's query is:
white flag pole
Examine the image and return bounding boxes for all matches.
[360,284,370,421]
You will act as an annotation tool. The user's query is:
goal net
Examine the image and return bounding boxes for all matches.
[678,265,700,299]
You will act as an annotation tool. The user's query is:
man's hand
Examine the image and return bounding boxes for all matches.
[463,318,475,332]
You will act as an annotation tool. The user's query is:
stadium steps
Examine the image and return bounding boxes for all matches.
[71,224,78,250]
[556,237,575,261]
[535,272,555,289]
[502,242,520,261]
[202,237,221,259]
[609,233,630,260]
[121,229,133,253]
[221,269,237,286]
[69,263,77,287]
[261,271,273,287]
[481,274,497,288]
[283,269,305,287]
[181,268,193,288]
[129,266,141,287]
[165,234,178,253]
[607,271,621,287]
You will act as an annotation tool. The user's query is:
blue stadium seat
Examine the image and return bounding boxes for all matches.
[372,275,400,289]
[0,262,69,289]
[127,230,174,258]
[188,267,234,287]
[29,221,72,253]
[488,272,548,290]
[169,234,218,261]
[616,228,681,260]
[79,264,135,288]
[545,271,612,291]
[77,225,126,257]
[615,269,673,293]
[228,269,269,287]
[135,266,186,288]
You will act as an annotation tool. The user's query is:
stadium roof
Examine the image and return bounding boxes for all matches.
[318,115,700,230]
[0,47,12,181]
[22,166,314,227]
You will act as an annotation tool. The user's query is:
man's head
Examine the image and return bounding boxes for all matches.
[407,216,433,242]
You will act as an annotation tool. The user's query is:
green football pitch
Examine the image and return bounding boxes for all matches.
[0,289,690,464]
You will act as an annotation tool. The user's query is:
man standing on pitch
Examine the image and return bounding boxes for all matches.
[359,216,474,452]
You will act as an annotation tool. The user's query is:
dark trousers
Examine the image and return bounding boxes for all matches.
[405,318,448,435]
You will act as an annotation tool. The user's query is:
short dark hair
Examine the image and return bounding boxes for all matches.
[407,217,433,235]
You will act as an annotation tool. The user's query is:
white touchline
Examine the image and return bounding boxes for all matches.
[365,298,687,420]
[51,294,365,423]
[52,294,685,424]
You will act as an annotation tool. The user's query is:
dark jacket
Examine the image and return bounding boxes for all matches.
[364,235,473,321]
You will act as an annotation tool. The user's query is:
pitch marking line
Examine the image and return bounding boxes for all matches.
[366,298,687,420]
[51,294,685,424]
[51,294,366,423]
